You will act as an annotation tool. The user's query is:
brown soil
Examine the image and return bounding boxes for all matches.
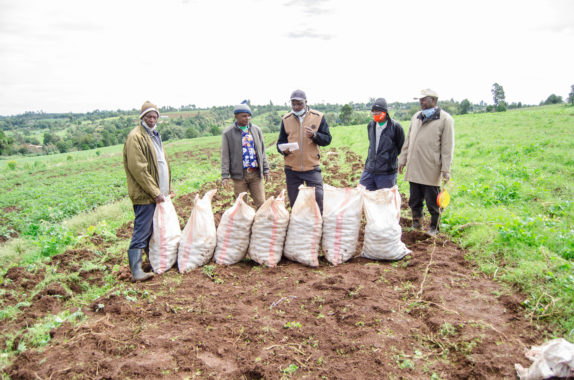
[0,247,123,352]
[3,147,543,379]
[173,146,216,161]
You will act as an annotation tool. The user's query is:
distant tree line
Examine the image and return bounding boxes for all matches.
[2,85,572,157]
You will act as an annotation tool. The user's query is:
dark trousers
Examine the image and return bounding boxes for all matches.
[359,170,397,191]
[129,204,156,249]
[284,167,324,214]
[408,182,440,228]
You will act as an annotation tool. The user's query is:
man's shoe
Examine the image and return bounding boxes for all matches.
[412,218,423,229]
[428,227,439,236]
[127,249,154,282]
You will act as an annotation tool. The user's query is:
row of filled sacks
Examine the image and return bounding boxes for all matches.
[148,184,411,274]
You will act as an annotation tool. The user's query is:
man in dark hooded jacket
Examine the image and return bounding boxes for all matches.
[360,98,405,190]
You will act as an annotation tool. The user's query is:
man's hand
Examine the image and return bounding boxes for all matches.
[304,126,315,138]
[283,148,292,155]
[398,164,405,175]
[222,178,230,187]
[169,191,176,199]
[264,173,269,182]
[441,171,450,183]
[155,194,166,203]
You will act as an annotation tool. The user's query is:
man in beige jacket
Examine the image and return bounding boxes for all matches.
[398,89,454,235]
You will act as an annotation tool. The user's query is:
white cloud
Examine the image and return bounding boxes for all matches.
[0,0,573,114]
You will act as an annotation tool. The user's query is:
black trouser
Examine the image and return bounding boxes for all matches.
[408,182,440,229]
[284,167,324,214]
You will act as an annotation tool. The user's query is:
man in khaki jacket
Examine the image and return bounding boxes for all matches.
[399,89,454,235]
[276,89,332,213]
[123,100,173,281]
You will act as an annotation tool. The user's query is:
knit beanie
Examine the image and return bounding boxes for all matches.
[371,98,388,112]
[233,100,252,116]
[139,100,160,119]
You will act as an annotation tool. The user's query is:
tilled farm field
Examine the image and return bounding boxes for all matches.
[2,148,542,379]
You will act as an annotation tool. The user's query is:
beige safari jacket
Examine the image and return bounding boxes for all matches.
[399,109,454,186]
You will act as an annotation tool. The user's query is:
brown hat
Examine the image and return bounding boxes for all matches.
[413,89,439,100]
[139,100,159,119]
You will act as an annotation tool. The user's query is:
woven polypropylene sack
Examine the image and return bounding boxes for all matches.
[361,186,410,261]
[178,189,217,273]
[515,338,574,380]
[214,192,255,265]
[322,184,364,266]
[149,197,182,274]
[283,185,322,267]
[248,190,289,267]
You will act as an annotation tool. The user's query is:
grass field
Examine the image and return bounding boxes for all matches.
[0,105,572,373]
[332,105,574,333]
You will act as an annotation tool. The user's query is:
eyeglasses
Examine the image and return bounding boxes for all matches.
[371,111,384,115]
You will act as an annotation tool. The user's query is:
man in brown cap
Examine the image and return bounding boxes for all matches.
[123,101,173,281]
[398,89,454,235]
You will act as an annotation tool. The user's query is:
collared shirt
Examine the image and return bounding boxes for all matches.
[237,123,258,169]
[375,121,388,153]
[142,121,169,195]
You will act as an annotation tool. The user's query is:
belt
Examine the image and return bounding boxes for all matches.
[245,167,258,173]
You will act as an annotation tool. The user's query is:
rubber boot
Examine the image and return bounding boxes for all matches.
[428,214,440,236]
[141,248,152,272]
[128,249,154,282]
[412,217,423,229]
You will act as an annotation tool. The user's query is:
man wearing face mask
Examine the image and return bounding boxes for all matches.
[123,100,174,281]
[276,89,332,213]
[360,98,405,190]
[221,100,269,209]
[398,89,454,235]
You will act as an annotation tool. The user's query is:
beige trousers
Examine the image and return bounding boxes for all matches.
[232,170,265,209]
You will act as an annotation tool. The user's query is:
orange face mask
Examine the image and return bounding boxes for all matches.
[373,112,386,123]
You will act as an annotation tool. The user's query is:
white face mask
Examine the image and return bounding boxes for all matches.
[293,108,306,116]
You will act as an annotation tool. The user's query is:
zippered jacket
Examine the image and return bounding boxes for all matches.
[123,124,172,205]
[276,109,331,171]
[364,118,405,175]
[221,122,269,180]
[398,108,454,186]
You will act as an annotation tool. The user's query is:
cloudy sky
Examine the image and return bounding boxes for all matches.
[0,0,573,115]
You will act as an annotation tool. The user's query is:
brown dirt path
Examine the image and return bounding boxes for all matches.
[4,148,542,379]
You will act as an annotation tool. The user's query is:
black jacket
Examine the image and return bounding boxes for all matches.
[364,117,405,175]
